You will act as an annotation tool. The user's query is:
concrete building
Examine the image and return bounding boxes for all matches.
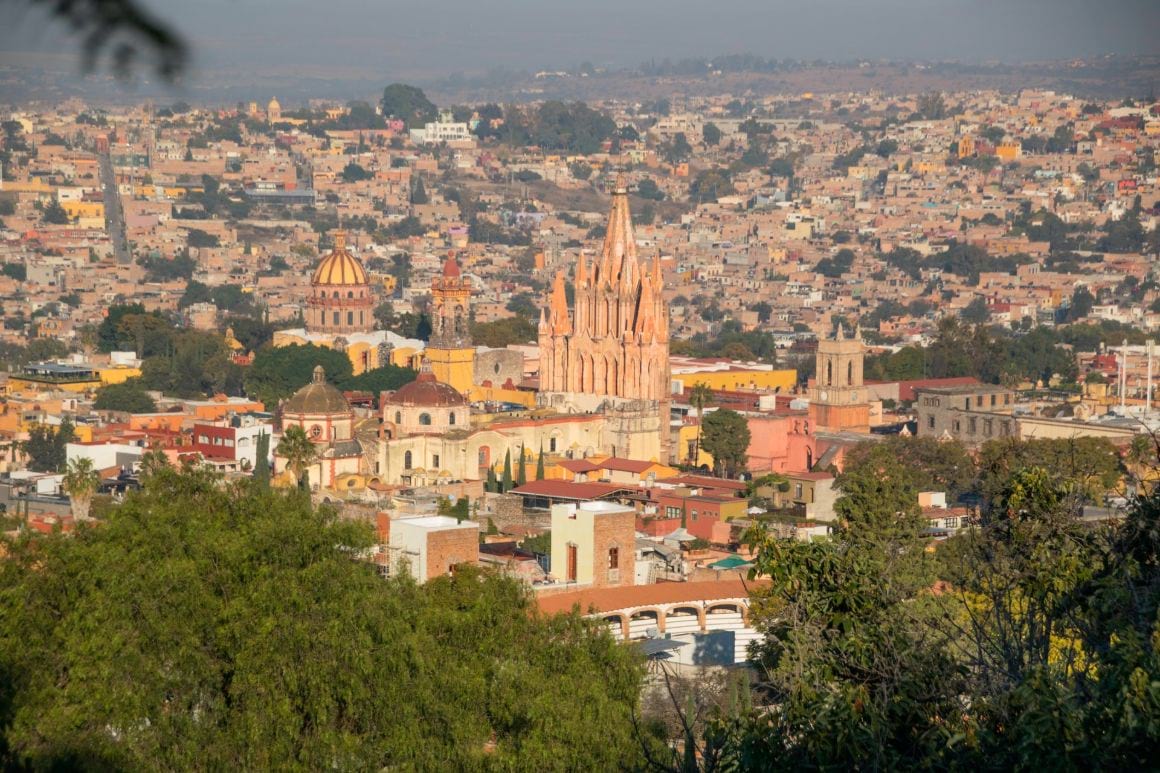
[914,384,1018,444]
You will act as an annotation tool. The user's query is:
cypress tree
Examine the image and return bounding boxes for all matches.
[501,450,513,493]
[516,444,527,487]
[254,432,271,487]
[535,445,545,481]
[486,467,498,493]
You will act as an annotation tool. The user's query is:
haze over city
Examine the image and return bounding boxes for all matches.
[2,0,1159,93]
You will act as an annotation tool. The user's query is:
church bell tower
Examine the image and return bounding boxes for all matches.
[426,254,475,395]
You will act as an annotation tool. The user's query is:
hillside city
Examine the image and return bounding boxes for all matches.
[2,77,1160,767]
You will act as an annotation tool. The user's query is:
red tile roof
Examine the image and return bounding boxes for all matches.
[510,479,631,500]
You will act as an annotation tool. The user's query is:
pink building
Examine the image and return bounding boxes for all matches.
[745,413,816,475]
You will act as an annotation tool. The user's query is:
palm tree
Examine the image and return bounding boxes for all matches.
[689,382,714,467]
[276,425,318,489]
[63,457,100,521]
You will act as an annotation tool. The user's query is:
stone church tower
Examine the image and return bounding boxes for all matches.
[809,324,870,433]
[538,177,671,461]
[426,255,475,395]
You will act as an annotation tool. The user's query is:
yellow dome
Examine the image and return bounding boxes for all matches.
[311,231,368,286]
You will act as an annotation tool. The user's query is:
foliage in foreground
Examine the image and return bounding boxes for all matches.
[691,455,1160,771]
[0,467,643,770]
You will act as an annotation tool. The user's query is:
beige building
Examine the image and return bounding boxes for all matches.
[549,501,636,588]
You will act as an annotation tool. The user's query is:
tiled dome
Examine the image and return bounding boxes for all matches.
[284,366,350,415]
[311,231,368,286]
[387,371,467,408]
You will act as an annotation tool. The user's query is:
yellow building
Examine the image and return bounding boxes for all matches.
[995,141,1022,163]
[7,362,142,394]
[60,200,104,221]
[670,360,797,393]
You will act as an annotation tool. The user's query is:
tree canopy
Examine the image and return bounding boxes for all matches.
[700,409,751,478]
[93,379,158,413]
[244,344,354,407]
[0,467,644,769]
[379,83,436,128]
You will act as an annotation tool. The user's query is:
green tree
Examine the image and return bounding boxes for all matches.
[700,409,750,478]
[342,161,372,182]
[61,456,100,521]
[22,417,74,473]
[843,436,977,500]
[253,431,271,487]
[379,83,437,128]
[471,316,536,347]
[689,169,734,203]
[702,122,722,146]
[961,296,991,324]
[342,364,416,396]
[93,379,158,413]
[0,468,645,770]
[536,446,546,481]
[275,425,318,489]
[410,177,428,204]
[516,444,527,487]
[244,344,353,407]
[501,449,513,493]
[41,200,70,225]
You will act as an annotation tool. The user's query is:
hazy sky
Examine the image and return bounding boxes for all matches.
[2,0,1159,88]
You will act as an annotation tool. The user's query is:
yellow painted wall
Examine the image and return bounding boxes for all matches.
[674,368,796,393]
[427,346,474,395]
[676,423,715,468]
[96,366,143,385]
[61,200,104,220]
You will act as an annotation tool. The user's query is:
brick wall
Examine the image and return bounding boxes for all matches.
[591,510,636,588]
[425,525,480,581]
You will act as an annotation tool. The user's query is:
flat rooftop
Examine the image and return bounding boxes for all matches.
[395,515,478,531]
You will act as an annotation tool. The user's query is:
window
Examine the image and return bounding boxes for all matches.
[990,394,996,407]
[968,417,977,434]
[983,419,993,437]
[847,361,853,385]
[794,483,804,499]
[691,510,698,521]
[332,311,339,325]
[953,420,961,433]
[826,360,833,386]
[347,291,354,299]
[1005,394,1011,405]
[607,546,619,570]
[347,311,354,325]
[419,413,432,426]
[403,450,412,469]
[394,411,401,424]
[927,416,935,429]
[945,517,959,529]
[1001,420,1011,436]
[665,506,682,520]
[449,412,456,426]
[549,437,557,452]
[432,454,440,469]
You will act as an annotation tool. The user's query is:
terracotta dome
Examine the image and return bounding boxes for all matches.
[387,371,467,408]
[442,254,461,278]
[311,231,368,286]
[284,366,350,414]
